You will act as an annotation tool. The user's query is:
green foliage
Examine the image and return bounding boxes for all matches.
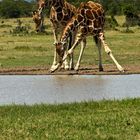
[105,16,119,30]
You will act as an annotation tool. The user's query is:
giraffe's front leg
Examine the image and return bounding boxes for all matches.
[60,48,69,70]
[50,63,61,73]
[63,34,83,71]
[75,38,86,71]
[50,27,58,71]
[50,47,58,71]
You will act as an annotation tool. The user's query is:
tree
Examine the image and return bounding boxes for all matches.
[0,0,33,18]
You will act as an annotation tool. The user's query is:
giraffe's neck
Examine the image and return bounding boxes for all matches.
[50,0,75,23]
[60,18,78,43]
[50,0,64,10]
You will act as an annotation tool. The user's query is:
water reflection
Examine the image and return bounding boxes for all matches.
[0,75,140,105]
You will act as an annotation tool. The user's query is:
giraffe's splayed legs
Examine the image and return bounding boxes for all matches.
[99,33,124,72]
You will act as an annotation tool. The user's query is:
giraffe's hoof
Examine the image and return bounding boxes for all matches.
[74,67,79,71]
[50,66,58,73]
[69,67,74,70]
[120,69,125,73]
[118,66,125,73]
[64,65,69,70]
[99,67,104,72]
[49,68,55,73]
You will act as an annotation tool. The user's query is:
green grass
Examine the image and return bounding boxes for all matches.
[0,99,140,139]
[0,16,140,69]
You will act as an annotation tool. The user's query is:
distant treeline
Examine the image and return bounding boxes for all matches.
[0,0,36,18]
[69,0,140,15]
[0,0,140,18]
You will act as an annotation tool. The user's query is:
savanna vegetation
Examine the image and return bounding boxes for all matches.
[0,15,140,74]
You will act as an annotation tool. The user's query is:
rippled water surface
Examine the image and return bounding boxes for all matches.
[0,75,140,105]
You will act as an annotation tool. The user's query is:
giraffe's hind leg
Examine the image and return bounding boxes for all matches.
[68,34,75,70]
[99,32,124,72]
[94,36,103,71]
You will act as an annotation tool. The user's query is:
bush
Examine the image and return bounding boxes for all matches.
[105,16,119,30]
[10,19,30,35]
[0,0,33,18]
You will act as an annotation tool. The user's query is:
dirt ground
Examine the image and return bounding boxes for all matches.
[0,64,139,75]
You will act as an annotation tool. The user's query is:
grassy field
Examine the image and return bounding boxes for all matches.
[0,99,140,139]
[0,16,140,73]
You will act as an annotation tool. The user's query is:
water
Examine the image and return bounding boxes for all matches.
[0,75,140,105]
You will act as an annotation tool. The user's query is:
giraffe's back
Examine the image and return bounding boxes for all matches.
[50,1,76,27]
[76,1,105,35]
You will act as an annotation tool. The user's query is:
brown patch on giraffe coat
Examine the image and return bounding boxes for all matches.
[87,19,92,26]
[92,10,99,19]
[97,9,102,16]
[63,14,70,21]
[77,14,83,23]
[80,9,85,15]
[74,19,78,27]
[56,7,62,13]
[57,13,63,21]
[85,10,94,20]
[94,20,99,28]
[88,27,93,32]
[81,27,88,34]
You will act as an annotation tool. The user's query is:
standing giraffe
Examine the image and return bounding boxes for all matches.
[51,1,124,72]
[33,0,76,71]
[33,10,44,32]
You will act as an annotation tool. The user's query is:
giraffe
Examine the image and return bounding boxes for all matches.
[33,0,77,71]
[51,1,124,72]
[32,10,44,32]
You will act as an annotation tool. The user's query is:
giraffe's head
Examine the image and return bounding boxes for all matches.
[32,10,43,32]
[37,0,46,10]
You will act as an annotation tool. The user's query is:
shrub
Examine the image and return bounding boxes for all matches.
[10,19,31,35]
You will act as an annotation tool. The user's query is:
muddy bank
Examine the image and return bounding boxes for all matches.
[0,64,139,75]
